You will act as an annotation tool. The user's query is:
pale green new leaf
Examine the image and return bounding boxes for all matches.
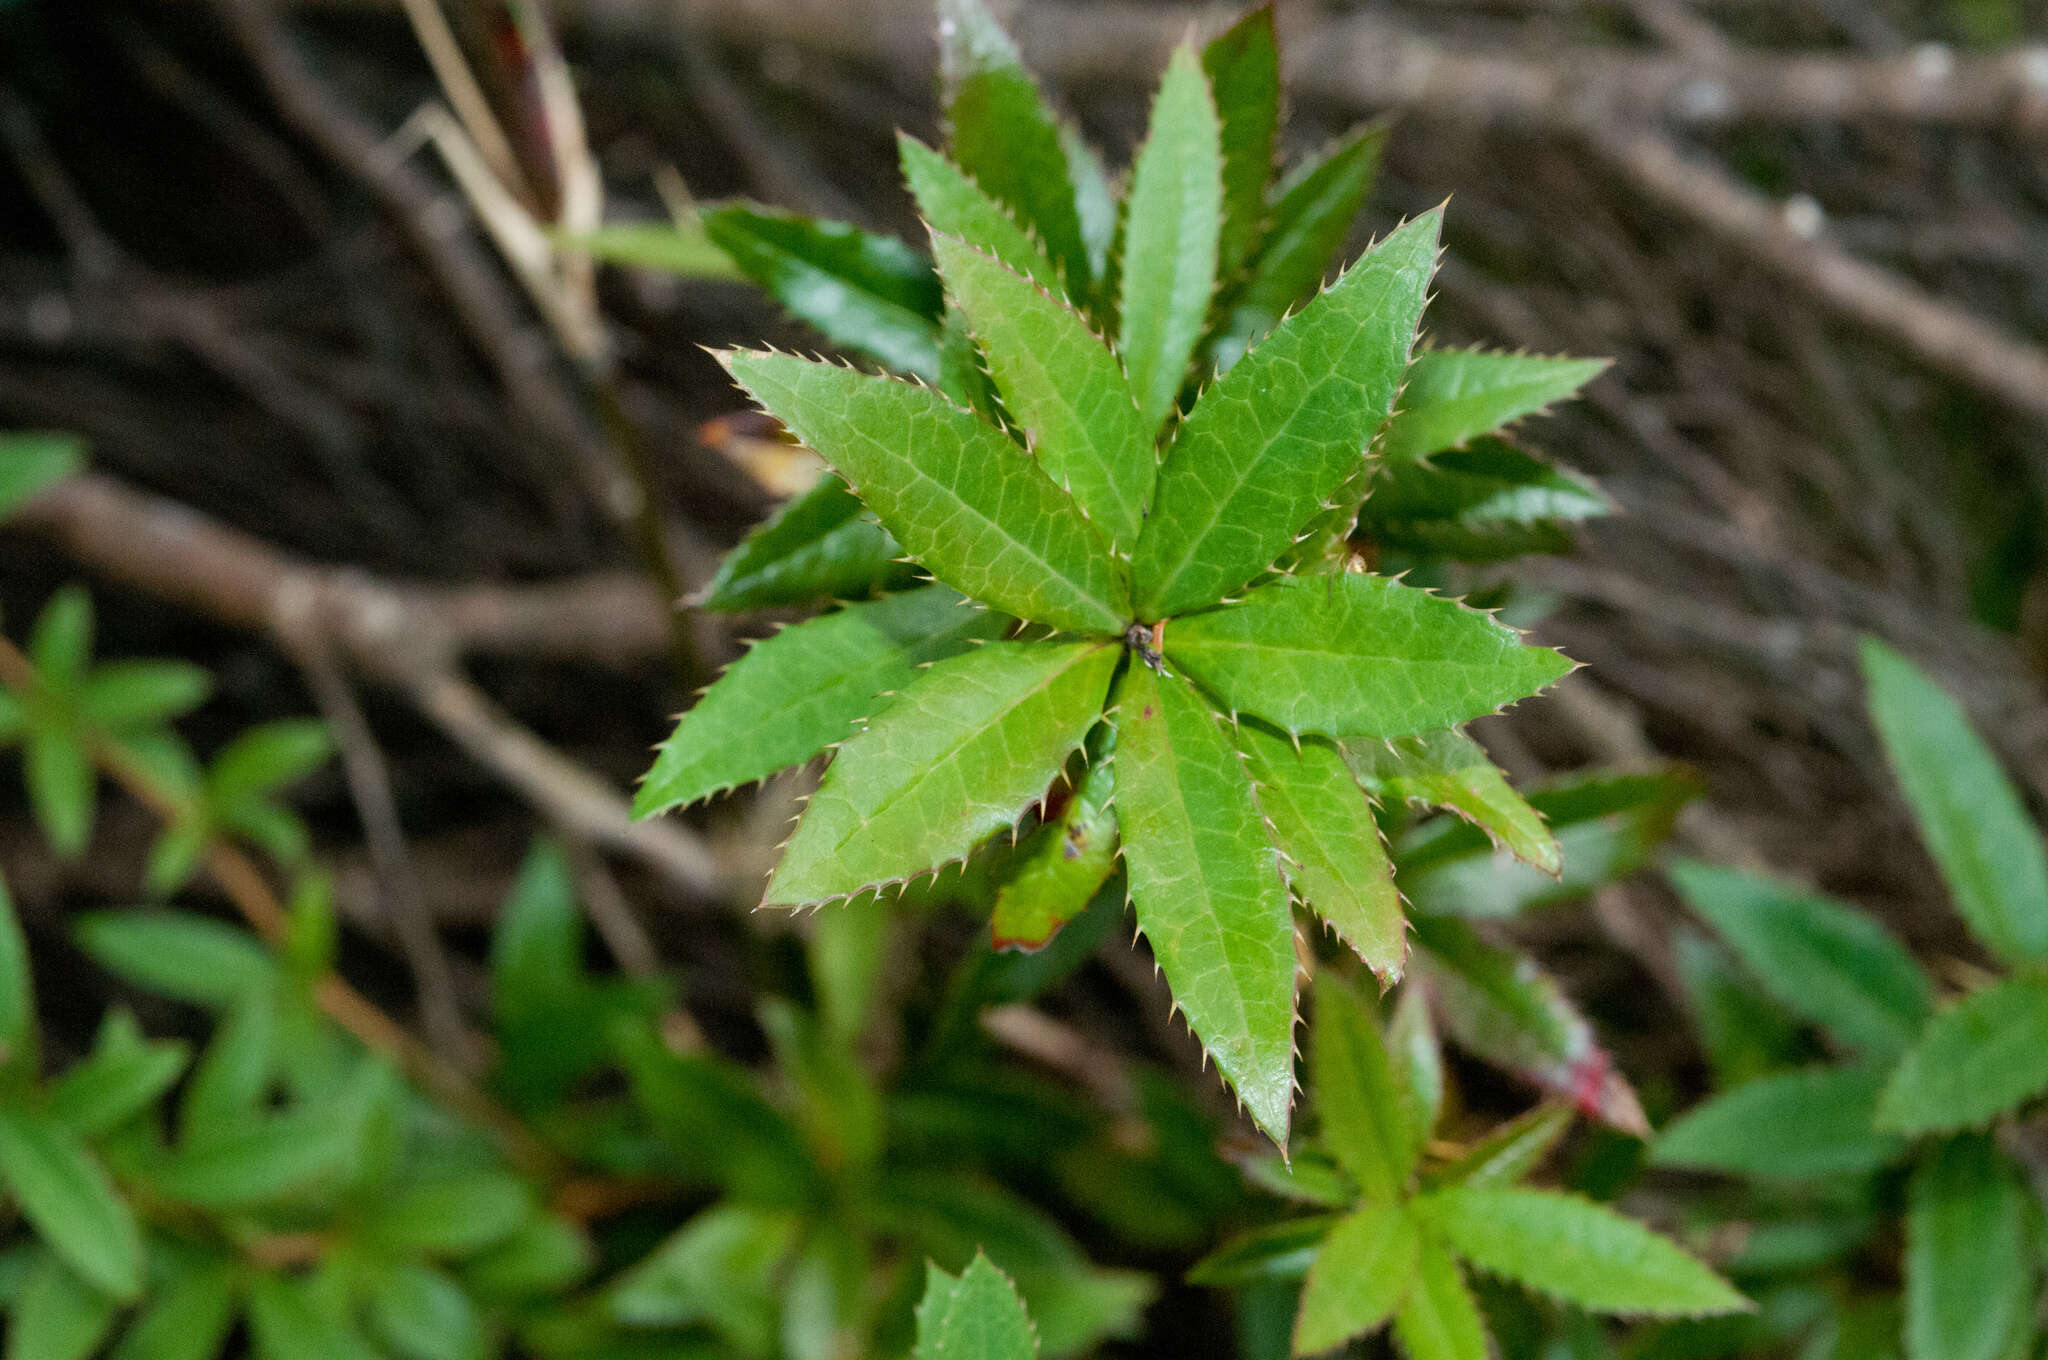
[573,221,744,281]
[767,642,1117,906]
[1241,725,1403,979]
[1293,1201,1419,1357]
[1115,662,1298,1142]
[990,734,1117,951]
[1430,1103,1574,1191]
[901,136,1061,293]
[1423,1186,1747,1317]
[1119,44,1223,434]
[1876,976,2048,1134]
[1669,860,1931,1060]
[1861,637,2048,965]
[1382,350,1609,463]
[931,234,1153,550]
[1132,212,1438,618]
[1311,975,1417,1200]
[1167,575,1571,739]
[1391,1238,1488,1360]
[1905,1135,2032,1360]
[1201,4,1280,275]
[914,1252,1038,1360]
[0,1109,141,1301]
[0,432,83,520]
[1345,728,1557,874]
[1654,1063,1903,1181]
[697,475,913,611]
[638,587,1003,816]
[724,352,1129,633]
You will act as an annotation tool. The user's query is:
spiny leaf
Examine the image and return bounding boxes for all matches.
[1382,350,1609,463]
[1429,1103,1574,1190]
[900,135,1062,292]
[1345,728,1558,875]
[1876,975,2048,1134]
[1654,1063,1903,1182]
[1420,1186,1748,1317]
[723,351,1129,633]
[1118,43,1224,434]
[1293,1201,1418,1357]
[1165,574,1571,739]
[1358,437,1612,561]
[1311,975,1418,1201]
[766,641,1118,907]
[1669,860,1931,1061]
[931,234,1154,551]
[1861,637,2048,966]
[702,203,943,378]
[990,730,1118,951]
[1132,211,1438,619]
[0,1109,142,1301]
[1062,127,1117,299]
[914,1252,1039,1360]
[1905,1135,2032,1360]
[1390,1237,1488,1360]
[637,586,1005,816]
[697,474,914,611]
[1201,4,1281,276]
[0,433,83,520]
[1114,661,1298,1143]
[1241,724,1403,980]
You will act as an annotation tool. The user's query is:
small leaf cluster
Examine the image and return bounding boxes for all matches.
[1653,639,2048,1360]
[636,0,1610,1142]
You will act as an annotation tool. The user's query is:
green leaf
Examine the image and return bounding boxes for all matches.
[0,433,83,519]
[1293,1201,1419,1357]
[609,1203,797,1346]
[25,729,93,859]
[47,1012,187,1138]
[1669,860,1931,1060]
[1861,637,2048,965]
[1118,44,1223,434]
[1358,438,1612,561]
[1654,1063,1903,1181]
[1390,1238,1488,1360]
[1116,661,1298,1141]
[74,910,273,1010]
[1430,1103,1574,1190]
[247,1273,380,1360]
[461,1212,593,1300]
[364,1263,484,1360]
[1242,726,1403,979]
[1421,1186,1747,1317]
[7,1254,119,1360]
[723,352,1129,633]
[1382,351,1608,463]
[1187,1216,1333,1286]
[488,838,582,1026]
[1132,211,1438,619]
[179,983,277,1144]
[900,135,1062,293]
[702,203,942,378]
[1311,974,1417,1200]
[1201,4,1280,275]
[153,1107,357,1209]
[110,1264,237,1360]
[698,474,914,611]
[1905,1135,2032,1360]
[766,641,1116,905]
[931,233,1154,552]
[990,734,1118,951]
[939,0,1091,294]
[364,1172,531,1258]
[573,220,744,281]
[1671,930,1803,1090]
[27,588,91,690]
[75,662,209,731]
[915,1252,1038,1360]
[1877,975,2048,1134]
[0,871,33,1077]
[1345,728,1557,875]
[638,586,1003,816]
[0,1109,142,1301]
[1211,126,1386,373]
[206,720,331,805]
[1389,986,1444,1149]
[1062,128,1117,298]
[1166,574,1572,738]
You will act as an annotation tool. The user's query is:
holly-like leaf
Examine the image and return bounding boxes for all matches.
[1391,1238,1489,1360]
[1311,975,1418,1201]
[990,732,1118,951]
[637,586,1004,816]
[702,203,943,378]
[1861,637,2048,966]
[1905,1135,2032,1360]
[900,135,1062,292]
[1669,860,1931,1061]
[1358,438,1612,561]
[697,474,914,612]
[0,1109,142,1301]
[1654,1063,1903,1182]
[1062,128,1117,300]
[1166,574,1571,739]
[1241,725,1403,980]
[931,234,1153,551]
[1132,212,1438,619]
[767,641,1117,906]
[1428,1103,1574,1190]
[1114,661,1298,1142]
[1420,1186,1747,1317]
[1293,1201,1419,1357]
[1201,4,1280,276]
[1345,728,1557,875]
[914,1252,1039,1360]
[1118,44,1223,434]
[723,352,1129,634]
[0,432,83,519]
[1382,350,1609,463]
[939,0,1091,294]
[1876,976,2048,1134]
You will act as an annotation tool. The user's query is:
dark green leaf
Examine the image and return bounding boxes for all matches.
[110,1264,237,1360]
[697,474,914,612]
[1905,1135,2032,1360]
[0,870,33,1078]
[1201,4,1280,275]
[365,1172,531,1258]
[1358,438,1611,561]
[1293,1201,1418,1356]
[0,1109,141,1301]
[900,135,1061,293]
[1187,1217,1333,1286]
[1877,976,2048,1134]
[1381,351,1608,463]
[1654,1063,1903,1181]
[0,433,84,520]
[461,1212,593,1300]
